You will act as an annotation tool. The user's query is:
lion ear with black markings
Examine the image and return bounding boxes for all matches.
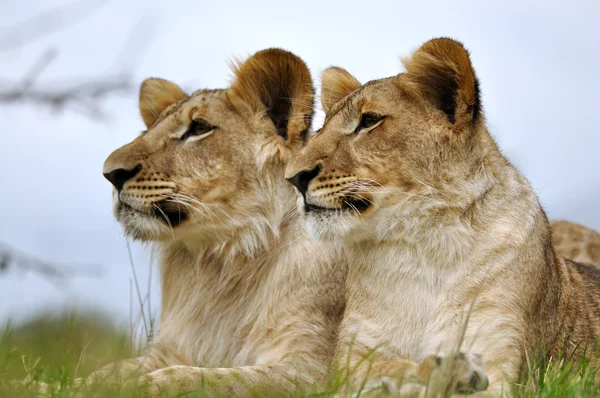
[401,37,482,128]
[321,67,361,114]
[230,48,314,147]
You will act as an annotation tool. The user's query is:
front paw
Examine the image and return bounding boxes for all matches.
[136,366,202,397]
[421,352,489,396]
[135,372,164,397]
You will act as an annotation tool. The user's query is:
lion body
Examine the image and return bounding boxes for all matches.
[286,38,600,396]
[96,50,347,396]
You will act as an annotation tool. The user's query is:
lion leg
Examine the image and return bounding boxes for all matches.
[137,364,308,397]
[84,341,193,386]
[27,342,191,393]
[24,355,162,394]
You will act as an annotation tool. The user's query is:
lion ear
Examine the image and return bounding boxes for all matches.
[230,48,314,145]
[139,78,188,128]
[321,67,361,114]
[401,37,481,126]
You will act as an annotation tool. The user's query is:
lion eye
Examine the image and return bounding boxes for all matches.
[356,112,383,133]
[180,119,214,141]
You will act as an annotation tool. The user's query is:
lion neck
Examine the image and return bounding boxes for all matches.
[156,174,310,294]
[152,175,340,365]
[347,130,545,279]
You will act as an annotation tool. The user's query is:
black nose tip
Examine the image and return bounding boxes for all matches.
[286,165,322,197]
[103,165,142,191]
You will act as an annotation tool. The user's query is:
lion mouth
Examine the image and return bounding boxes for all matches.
[304,196,372,214]
[342,197,372,213]
[119,201,188,227]
[151,203,188,227]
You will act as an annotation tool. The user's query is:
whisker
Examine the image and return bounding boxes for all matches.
[414,178,441,194]
[165,199,203,222]
[279,230,309,250]
[343,200,367,227]
[280,208,298,225]
[167,194,218,225]
[152,203,175,239]
[169,192,237,225]
[283,97,316,109]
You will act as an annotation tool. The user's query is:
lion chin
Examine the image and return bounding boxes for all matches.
[114,201,187,242]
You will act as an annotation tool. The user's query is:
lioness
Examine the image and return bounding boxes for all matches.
[98,49,348,396]
[286,38,600,396]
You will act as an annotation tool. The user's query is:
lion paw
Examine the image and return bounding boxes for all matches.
[135,372,163,396]
[136,366,201,397]
[421,352,489,396]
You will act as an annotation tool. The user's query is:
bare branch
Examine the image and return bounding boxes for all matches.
[0,241,103,284]
[0,6,158,120]
[0,0,110,51]
[0,253,9,271]
[16,49,59,91]
[0,65,133,120]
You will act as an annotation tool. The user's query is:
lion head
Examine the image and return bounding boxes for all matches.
[103,49,314,251]
[285,38,496,242]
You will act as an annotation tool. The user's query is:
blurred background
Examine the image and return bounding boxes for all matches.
[1,0,599,331]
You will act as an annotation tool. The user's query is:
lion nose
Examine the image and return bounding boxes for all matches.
[103,165,142,191]
[286,165,322,197]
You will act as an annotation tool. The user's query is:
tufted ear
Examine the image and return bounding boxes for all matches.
[139,78,188,128]
[401,37,481,127]
[321,67,361,114]
[230,48,314,145]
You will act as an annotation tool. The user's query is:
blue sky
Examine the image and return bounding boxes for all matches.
[1,0,599,326]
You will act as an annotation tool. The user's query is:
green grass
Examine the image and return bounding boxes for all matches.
[0,313,141,397]
[1,313,599,397]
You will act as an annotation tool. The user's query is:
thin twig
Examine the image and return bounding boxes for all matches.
[125,239,149,339]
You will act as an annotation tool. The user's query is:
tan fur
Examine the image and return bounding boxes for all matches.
[29,46,492,398]
[95,49,349,396]
[286,37,600,396]
[552,221,600,268]
[139,78,188,129]
[321,67,362,113]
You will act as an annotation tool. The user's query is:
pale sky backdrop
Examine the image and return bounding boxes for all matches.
[1,0,599,328]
